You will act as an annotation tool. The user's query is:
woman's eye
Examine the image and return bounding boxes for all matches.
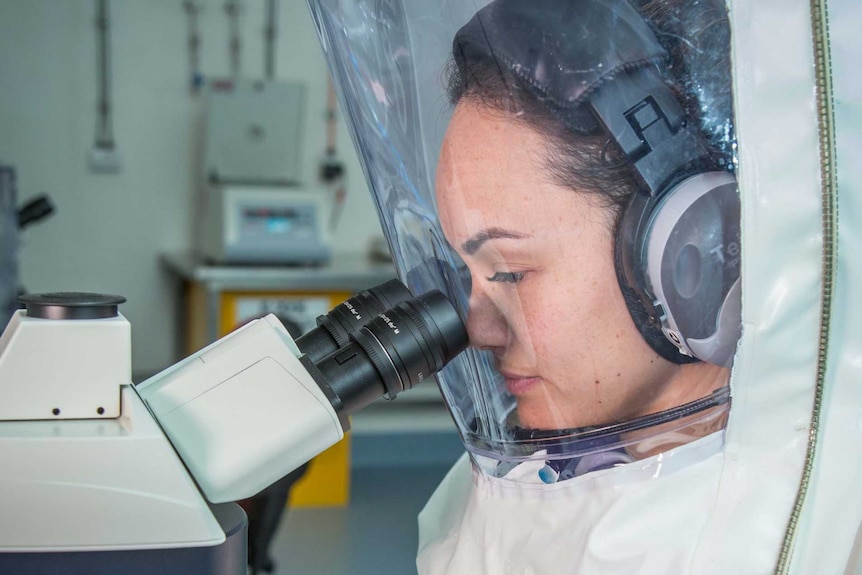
[486,271,526,284]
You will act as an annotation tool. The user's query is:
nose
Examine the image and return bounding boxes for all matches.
[465,282,509,352]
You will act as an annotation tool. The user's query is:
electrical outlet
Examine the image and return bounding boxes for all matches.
[88,147,123,174]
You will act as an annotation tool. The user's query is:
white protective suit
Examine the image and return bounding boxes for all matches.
[306,0,862,572]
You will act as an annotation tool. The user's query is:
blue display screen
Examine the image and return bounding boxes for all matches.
[242,206,312,236]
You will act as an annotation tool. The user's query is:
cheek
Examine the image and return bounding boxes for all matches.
[513,253,630,367]
[524,232,618,324]
[514,281,597,358]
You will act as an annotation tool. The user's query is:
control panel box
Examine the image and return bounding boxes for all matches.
[197,185,332,265]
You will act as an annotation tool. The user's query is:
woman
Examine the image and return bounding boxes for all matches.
[416,0,740,555]
[308,0,845,572]
[429,0,738,477]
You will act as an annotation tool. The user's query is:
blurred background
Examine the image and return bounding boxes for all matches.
[0,1,463,573]
[0,0,382,373]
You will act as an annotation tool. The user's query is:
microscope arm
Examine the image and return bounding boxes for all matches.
[136,315,344,504]
[137,286,467,505]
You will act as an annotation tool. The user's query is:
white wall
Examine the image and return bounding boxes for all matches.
[0,0,384,373]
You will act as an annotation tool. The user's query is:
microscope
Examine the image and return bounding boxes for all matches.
[0,281,467,574]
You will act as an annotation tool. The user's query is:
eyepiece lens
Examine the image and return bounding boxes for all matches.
[310,288,469,415]
[353,290,468,398]
[295,279,413,362]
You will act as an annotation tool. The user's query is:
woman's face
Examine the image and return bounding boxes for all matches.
[436,102,680,430]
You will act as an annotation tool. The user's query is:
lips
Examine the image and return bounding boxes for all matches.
[498,369,541,395]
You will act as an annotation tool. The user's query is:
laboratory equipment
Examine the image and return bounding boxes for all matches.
[0,164,17,326]
[0,164,54,329]
[0,283,467,573]
[196,79,333,265]
[204,80,304,185]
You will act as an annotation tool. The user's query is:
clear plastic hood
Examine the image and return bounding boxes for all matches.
[308,0,740,479]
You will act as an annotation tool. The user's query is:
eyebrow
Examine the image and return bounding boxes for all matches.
[461,227,530,255]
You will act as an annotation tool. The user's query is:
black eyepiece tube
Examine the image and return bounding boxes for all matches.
[311,289,469,415]
[294,279,413,363]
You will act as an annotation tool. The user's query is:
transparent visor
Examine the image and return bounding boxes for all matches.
[308,0,740,478]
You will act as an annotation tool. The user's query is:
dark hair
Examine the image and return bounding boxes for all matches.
[445,0,734,225]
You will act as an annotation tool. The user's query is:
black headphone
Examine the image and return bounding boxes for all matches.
[586,42,741,368]
[453,0,741,367]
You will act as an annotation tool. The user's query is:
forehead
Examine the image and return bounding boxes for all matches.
[437,104,545,201]
[435,105,544,231]
[435,103,608,243]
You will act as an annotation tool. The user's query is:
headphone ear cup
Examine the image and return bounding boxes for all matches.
[614,171,739,368]
[615,172,741,366]
[644,171,741,367]
[614,190,699,365]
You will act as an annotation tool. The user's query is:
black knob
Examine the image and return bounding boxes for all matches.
[19,292,126,320]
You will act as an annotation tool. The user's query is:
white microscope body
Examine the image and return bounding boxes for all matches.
[0,295,248,574]
[0,287,466,574]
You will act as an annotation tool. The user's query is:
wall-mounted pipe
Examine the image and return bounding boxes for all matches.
[264,0,278,80]
[224,0,242,78]
[94,0,114,151]
[88,0,122,173]
[322,77,346,230]
[183,1,204,93]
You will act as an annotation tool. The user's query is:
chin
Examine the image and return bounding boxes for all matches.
[517,397,617,430]
[516,403,575,431]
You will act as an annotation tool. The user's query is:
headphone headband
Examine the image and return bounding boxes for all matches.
[452,0,667,134]
[588,65,714,196]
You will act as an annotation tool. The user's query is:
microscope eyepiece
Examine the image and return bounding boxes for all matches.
[294,279,413,363]
[311,289,469,415]
[354,290,468,396]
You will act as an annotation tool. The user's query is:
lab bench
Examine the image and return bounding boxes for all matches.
[161,252,398,348]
